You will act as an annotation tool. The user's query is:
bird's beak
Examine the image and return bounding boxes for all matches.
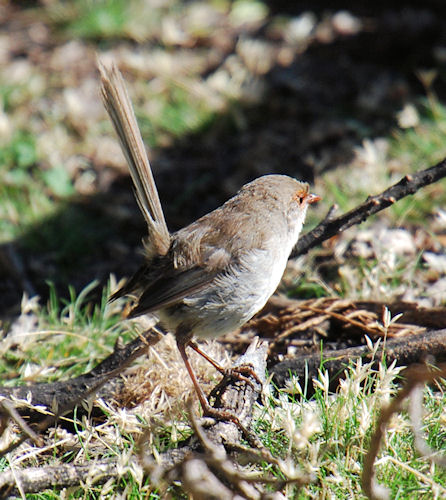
[306,193,321,204]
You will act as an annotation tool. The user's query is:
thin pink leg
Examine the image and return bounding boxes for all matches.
[188,341,225,373]
[177,339,212,413]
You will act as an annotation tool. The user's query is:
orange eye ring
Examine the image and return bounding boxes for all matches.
[293,189,321,205]
[293,188,308,204]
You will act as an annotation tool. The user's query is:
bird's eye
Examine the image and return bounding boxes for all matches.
[293,190,306,204]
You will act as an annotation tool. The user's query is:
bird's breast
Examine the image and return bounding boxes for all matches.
[160,245,290,339]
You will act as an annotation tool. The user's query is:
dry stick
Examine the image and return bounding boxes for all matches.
[0,400,43,447]
[271,327,446,391]
[362,363,446,500]
[302,304,386,337]
[0,461,118,498]
[0,329,162,458]
[291,158,446,257]
[0,329,162,408]
[186,406,310,498]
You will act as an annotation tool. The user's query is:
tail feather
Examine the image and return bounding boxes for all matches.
[98,59,170,256]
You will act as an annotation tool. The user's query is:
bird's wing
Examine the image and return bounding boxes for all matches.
[126,265,218,318]
[110,233,228,317]
[110,202,235,317]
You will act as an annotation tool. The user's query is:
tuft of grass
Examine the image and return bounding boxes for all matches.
[47,0,139,40]
[0,132,58,242]
[0,131,37,170]
[0,279,128,382]
[47,0,179,42]
[259,353,446,498]
[287,280,329,300]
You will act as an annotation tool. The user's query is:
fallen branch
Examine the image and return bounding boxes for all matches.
[0,329,162,413]
[0,339,274,496]
[271,328,446,392]
[0,329,162,457]
[0,461,118,498]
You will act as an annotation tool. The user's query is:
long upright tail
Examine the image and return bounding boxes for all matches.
[98,59,170,257]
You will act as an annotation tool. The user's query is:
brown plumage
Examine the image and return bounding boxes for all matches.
[98,60,320,418]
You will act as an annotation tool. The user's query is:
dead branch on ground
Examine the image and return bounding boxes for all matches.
[0,340,292,497]
[0,329,162,457]
[271,327,446,393]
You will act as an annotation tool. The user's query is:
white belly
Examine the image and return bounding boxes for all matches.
[173,247,289,339]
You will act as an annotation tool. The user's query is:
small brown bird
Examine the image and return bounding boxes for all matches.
[99,61,320,416]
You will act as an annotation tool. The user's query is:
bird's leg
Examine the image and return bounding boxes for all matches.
[188,340,225,373]
[176,337,253,432]
[176,337,213,414]
[188,340,261,389]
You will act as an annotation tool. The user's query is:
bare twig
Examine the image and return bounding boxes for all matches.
[362,363,446,500]
[0,461,118,497]
[0,329,162,409]
[0,400,43,448]
[0,329,163,457]
[186,406,310,498]
[292,159,446,257]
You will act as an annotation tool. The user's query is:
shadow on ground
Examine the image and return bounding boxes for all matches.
[1,1,446,316]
